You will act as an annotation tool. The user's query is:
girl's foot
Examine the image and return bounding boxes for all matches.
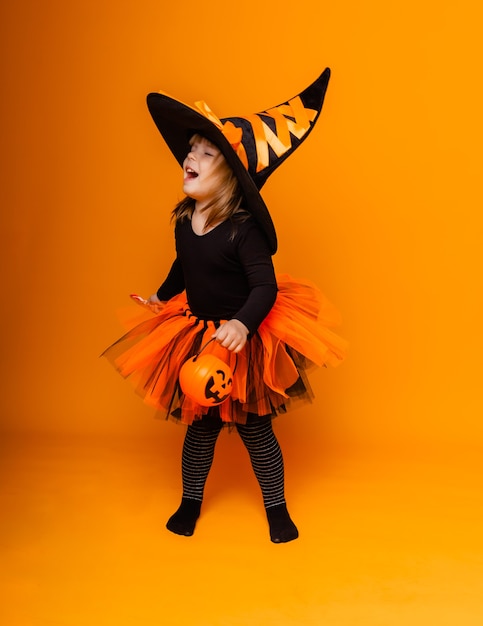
[166,498,201,536]
[266,503,299,543]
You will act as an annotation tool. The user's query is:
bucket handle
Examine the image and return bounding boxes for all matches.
[194,337,238,375]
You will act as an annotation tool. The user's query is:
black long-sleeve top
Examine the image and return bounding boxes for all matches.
[156,217,278,334]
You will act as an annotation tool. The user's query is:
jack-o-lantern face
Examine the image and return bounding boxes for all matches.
[205,369,233,404]
[179,353,234,406]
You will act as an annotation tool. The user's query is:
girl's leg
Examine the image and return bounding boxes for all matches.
[167,417,222,536]
[235,418,299,543]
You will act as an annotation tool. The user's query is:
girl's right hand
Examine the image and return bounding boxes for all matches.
[146,293,165,313]
[130,293,165,314]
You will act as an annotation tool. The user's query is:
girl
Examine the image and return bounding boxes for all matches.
[103,69,347,543]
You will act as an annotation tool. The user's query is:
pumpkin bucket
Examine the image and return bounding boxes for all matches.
[179,339,237,406]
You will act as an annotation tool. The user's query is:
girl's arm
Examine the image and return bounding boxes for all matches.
[213,221,278,351]
[231,222,278,333]
[141,258,184,314]
[155,257,185,301]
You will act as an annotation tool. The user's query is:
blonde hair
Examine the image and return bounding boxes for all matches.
[172,134,248,233]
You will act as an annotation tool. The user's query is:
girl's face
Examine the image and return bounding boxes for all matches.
[182,135,227,206]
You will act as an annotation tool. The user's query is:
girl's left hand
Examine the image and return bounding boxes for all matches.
[212,319,249,353]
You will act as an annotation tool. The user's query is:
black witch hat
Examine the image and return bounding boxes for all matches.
[147,68,331,254]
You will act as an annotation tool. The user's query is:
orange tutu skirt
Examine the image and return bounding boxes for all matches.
[102,274,348,425]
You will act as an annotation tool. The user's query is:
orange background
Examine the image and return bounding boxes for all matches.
[1,1,483,624]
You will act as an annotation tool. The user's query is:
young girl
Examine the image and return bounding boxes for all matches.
[103,68,347,543]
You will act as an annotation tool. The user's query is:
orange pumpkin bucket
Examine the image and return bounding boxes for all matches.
[179,339,237,406]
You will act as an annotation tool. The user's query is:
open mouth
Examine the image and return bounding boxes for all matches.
[185,168,199,179]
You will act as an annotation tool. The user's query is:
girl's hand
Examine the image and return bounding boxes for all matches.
[130,293,165,314]
[212,319,249,353]
[146,293,165,314]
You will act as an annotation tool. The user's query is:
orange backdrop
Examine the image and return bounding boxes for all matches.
[1,0,482,452]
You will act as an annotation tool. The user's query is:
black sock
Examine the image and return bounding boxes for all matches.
[266,503,299,543]
[166,497,202,536]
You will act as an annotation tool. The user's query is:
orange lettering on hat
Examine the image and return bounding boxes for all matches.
[269,96,318,139]
[247,96,318,173]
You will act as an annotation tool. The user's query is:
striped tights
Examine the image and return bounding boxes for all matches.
[166,417,298,542]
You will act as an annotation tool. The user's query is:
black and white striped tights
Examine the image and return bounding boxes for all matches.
[166,417,299,543]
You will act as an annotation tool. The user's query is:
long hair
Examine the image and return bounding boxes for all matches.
[172,134,248,234]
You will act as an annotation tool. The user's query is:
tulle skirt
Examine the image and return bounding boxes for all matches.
[102,274,348,425]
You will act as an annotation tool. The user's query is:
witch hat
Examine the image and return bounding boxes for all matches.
[147,68,331,254]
